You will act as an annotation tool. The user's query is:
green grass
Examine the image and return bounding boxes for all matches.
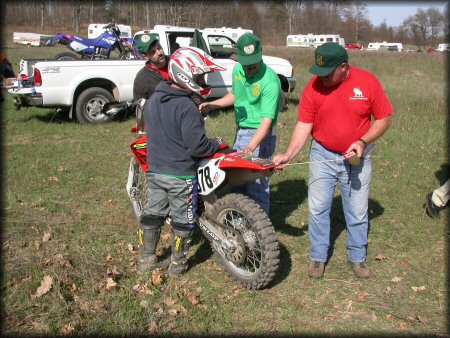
[2,43,448,335]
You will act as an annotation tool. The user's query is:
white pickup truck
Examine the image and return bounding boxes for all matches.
[9,25,296,124]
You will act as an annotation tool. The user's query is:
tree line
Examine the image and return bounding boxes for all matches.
[3,0,449,50]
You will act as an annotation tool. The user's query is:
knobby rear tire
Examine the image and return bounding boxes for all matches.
[208,193,280,289]
[54,52,80,61]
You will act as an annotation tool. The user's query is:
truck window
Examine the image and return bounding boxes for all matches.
[167,32,194,55]
[206,35,237,59]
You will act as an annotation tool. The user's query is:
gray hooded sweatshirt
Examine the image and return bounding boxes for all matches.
[145,81,220,177]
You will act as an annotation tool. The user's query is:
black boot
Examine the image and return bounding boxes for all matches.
[137,215,168,273]
[169,228,194,276]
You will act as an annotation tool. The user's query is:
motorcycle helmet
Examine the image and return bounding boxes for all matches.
[168,47,225,98]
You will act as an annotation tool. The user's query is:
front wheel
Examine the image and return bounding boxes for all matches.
[208,193,280,289]
[128,157,148,221]
[54,52,80,61]
[75,87,115,124]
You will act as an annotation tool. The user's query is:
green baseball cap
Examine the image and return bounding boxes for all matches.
[136,33,159,53]
[309,42,348,77]
[236,33,263,66]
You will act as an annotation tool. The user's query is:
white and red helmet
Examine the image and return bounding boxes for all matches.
[168,47,225,97]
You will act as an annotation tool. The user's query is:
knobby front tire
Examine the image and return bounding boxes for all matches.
[209,193,280,289]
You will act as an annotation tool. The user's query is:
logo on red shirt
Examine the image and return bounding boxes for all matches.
[349,87,368,100]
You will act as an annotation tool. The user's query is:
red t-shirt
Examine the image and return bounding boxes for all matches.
[298,66,393,153]
[146,63,169,81]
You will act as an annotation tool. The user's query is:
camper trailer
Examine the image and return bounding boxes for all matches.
[313,34,343,47]
[367,41,403,52]
[287,34,344,48]
[437,43,450,52]
[286,34,316,48]
[203,27,252,42]
[88,23,132,39]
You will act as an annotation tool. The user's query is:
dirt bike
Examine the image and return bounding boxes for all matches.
[103,100,280,289]
[47,23,141,61]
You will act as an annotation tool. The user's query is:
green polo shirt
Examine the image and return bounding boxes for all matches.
[232,62,281,129]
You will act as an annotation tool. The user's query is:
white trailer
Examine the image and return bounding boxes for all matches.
[286,34,316,47]
[287,33,344,48]
[88,23,132,38]
[203,27,253,42]
[13,32,52,46]
[437,43,450,52]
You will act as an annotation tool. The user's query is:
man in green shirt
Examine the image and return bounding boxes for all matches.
[199,33,281,215]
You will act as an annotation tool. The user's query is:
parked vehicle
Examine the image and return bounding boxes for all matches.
[345,43,363,50]
[103,99,280,289]
[9,25,296,124]
[436,43,450,52]
[88,23,132,39]
[287,33,344,48]
[47,23,140,61]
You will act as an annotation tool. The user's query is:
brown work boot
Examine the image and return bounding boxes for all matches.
[308,261,325,279]
[350,261,370,278]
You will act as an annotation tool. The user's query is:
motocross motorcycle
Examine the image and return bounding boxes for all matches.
[103,100,280,290]
[47,23,141,61]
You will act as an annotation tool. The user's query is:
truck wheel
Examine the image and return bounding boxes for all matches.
[54,52,80,61]
[75,87,115,124]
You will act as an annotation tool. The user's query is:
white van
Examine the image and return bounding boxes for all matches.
[88,23,132,39]
[437,43,450,52]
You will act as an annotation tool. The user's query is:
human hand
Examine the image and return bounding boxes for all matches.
[213,137,229,150]
[242,146,254,155]
[272,153,291,169]
[344,140,365,158]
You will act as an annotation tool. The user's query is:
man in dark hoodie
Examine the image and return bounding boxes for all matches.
[138,47,226,276]
[133,33,169,102]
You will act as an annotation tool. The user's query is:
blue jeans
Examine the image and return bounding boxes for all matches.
[232,127,276,215]
[308,140,371,263]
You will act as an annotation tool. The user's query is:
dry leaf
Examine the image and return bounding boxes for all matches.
[107,265,120,276]
[34,240,41,250]
[105,254,113,262]
[411,286,427,292]
[184,290,199,305]
[60,323,75,335]
[132,284,143,293]
[391,276,403,283]
[357,292,367,302]
[151,269,164,285]
[128,243,137,253]
[375,253,388,261]
[31,275,53,299]
[106,278,117,289]
[416,314,428,324]
[163,298,176,306]
[58,166,65,172]
[42,230,52,242]
[385,314,392,320]
[385,286,392,295]
[167,308,178,317]
[140,300,150,309]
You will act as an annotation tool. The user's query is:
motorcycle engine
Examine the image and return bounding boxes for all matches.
[96,48,110,59]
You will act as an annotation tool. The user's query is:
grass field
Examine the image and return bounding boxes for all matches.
[1,39,448,336]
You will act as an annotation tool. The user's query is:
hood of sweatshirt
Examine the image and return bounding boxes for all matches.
[154,81,192,103]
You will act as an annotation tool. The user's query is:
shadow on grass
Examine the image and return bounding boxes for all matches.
[327,197,385,262]
[190,233,291,289]
[270,178,308,237]
[434,163,449,185]
[23,108,134,124]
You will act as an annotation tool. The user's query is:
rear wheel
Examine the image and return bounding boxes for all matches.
[54,52,80,61]
[75,87,115,124]
[208,193,280,289]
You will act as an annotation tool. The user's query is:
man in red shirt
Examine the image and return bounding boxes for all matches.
[273,42,393,279]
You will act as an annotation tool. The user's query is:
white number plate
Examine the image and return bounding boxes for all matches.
[197,156,226,195]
